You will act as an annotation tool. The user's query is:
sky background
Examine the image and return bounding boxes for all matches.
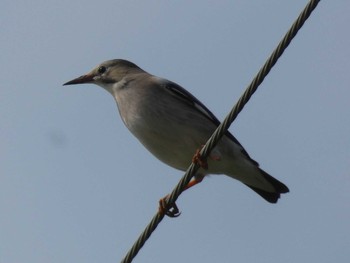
[1,1,350,263]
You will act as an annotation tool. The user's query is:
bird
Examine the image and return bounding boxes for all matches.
[64,59,289,217]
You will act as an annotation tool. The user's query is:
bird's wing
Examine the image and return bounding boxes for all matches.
[164,81,258,165]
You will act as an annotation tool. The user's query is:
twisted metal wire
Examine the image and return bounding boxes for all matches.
[121,1,321,262]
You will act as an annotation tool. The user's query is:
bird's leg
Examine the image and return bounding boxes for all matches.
[159,145,210,217]
[184,174,205,190]
[158,174,205,218]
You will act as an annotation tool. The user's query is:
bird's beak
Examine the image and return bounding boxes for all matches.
[63,74,95,86]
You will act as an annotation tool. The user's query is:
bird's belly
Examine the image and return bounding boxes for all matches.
[127,118,241,175]
[133,125,204,171]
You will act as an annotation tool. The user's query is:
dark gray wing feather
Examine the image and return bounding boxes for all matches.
[164,81,258,165]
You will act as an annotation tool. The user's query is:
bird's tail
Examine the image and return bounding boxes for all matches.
[244,168,289,203]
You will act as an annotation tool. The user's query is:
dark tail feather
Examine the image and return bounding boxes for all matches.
[245,169,289,203]
[245,185,281,203]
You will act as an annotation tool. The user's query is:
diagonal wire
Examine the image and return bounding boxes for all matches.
[121,1,321,262]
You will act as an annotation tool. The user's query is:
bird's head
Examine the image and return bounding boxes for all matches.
[63,59,142,90]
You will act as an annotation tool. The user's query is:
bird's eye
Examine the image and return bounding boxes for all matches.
[98,66,106,74]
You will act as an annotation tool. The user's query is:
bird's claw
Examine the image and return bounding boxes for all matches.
[192,148,208,170]
[159,196,181,218]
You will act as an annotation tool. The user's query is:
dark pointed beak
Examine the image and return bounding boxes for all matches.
[63,74,95,86]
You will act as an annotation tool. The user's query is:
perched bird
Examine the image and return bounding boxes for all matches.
[64,59,289,216]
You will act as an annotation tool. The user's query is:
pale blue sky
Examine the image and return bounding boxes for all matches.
[1,1,350,263]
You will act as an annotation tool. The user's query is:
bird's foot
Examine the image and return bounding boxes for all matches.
[192,148,208,169]
[158,195,181,218]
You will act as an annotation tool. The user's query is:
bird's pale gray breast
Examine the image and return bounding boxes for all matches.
[114,76,217,170]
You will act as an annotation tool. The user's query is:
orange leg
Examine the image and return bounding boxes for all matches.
[159,146,209,218]
[184,174,204,190]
